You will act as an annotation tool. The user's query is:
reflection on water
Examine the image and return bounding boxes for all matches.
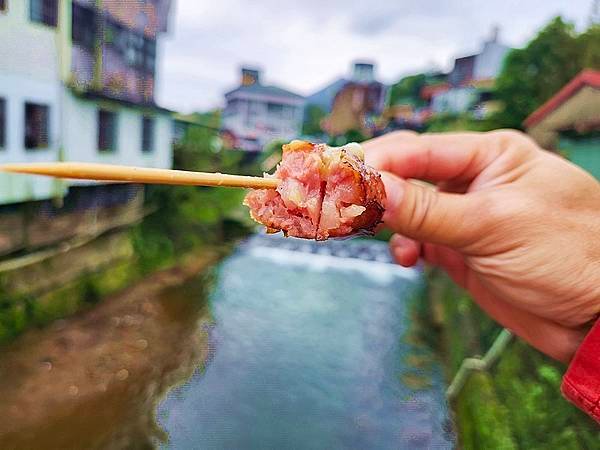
[0,237,453,449]
[158,237,453,449]
[0,268,213,450]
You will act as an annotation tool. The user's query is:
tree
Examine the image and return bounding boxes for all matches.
[302,105,327,136]
[578,24,600,69]
[493,17,584,129]
[388,74,427,107]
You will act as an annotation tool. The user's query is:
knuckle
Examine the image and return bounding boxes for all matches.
[488,129,539,155]
[489,129,525,141]
[392,130,418,139]
[406,185,439,234]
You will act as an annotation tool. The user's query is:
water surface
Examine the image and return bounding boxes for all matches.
[158,237,453,449]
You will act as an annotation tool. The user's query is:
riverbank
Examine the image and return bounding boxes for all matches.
[0,248,221,449]
[421,270,600,449]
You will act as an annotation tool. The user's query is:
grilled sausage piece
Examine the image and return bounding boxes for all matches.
[244,140,386,240]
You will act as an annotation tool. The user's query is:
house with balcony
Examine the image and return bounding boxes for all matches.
[305,62,387,138]
[320,62,387,138]
[431,28,510,116]
[222,68,305,152]
[0,0,174,256]
[0,0,173,204]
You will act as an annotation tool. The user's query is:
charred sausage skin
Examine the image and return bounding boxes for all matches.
[244,141,386,240]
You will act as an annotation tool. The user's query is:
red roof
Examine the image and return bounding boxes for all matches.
[524,70,600,128]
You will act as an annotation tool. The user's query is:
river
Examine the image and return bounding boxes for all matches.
[0,235,454,449]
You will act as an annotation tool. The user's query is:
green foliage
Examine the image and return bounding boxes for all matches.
[0,259,143,346]
[388,73,427,107]
[328,129,368,146]
[493,17,598,129]
[302,105,327,136]
[134,122,258,271]
[494,340,600,449]
[425,113,501,133]
[426,272,600,449]
[456,371,517,450]
[0,295,29,343]
[578,24,600,69]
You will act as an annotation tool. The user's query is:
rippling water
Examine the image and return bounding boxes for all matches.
[0,236,453,449]
[158,237,453,449]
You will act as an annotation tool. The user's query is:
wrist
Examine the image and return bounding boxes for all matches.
[564,326,592,364]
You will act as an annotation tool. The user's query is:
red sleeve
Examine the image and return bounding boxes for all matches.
[561,318,600,423]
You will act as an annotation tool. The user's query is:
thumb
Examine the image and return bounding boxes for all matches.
[381,172,478,248]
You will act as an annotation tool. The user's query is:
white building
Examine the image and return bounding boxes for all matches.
[222,68,305,152]
[432,28,510,115]
[0,0,174,206]
[431,88,478,114]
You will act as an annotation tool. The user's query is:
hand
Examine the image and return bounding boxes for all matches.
[364,130,600,363]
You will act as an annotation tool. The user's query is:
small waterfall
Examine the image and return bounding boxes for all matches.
[240,233,421,284]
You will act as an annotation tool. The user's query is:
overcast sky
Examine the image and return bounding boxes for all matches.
[155,0,593,113]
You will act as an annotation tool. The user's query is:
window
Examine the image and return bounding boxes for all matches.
[72,3,96,50]
[105,19,127,54]
[224,98,244,117]
[141,116,154,153]
[24,102,49,149]
[105,19,156,76]
[30,0,58,27]
[267,103,295,120]
[125,32,145,69]
[0,98,5,149]
[98,110,117,152]
[267,103,284,117]
[142,38,156,74]
[246,101,262,126]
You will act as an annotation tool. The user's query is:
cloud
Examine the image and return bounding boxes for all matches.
[155,0,592,113]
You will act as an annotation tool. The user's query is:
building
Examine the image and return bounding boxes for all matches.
[525,70,600,179]
[0,0,174,256]
[222,68,305,152]
[0,0,174,206]
[432,28,510,115]
[304,78,349,116]
[318,62,387,137]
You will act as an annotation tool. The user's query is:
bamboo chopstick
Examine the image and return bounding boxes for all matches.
[0,162,280,190]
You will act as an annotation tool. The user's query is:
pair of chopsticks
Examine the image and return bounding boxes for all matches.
[0,162,280,190]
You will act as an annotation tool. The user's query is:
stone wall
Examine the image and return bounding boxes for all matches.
[0,184,144,256]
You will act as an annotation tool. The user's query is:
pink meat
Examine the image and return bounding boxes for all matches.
[244,141,385,240]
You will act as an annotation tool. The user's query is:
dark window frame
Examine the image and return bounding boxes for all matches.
[142,38,156,74]
[141,116,155,153]
[24,102,50,150]
[104,17,156,76]
[97,109,118,153]
[0,98,6,149]
[72,3,96,50]
[30,0,58,27]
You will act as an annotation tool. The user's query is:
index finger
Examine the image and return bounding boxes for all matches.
[363,131,501,184]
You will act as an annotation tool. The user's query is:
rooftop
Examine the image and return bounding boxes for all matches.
[225,83,304,100]
[524,70,600,128]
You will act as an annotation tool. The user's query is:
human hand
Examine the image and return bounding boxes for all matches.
[364,130,600,363]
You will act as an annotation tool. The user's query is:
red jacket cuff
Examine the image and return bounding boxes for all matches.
[561,318,600,423]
